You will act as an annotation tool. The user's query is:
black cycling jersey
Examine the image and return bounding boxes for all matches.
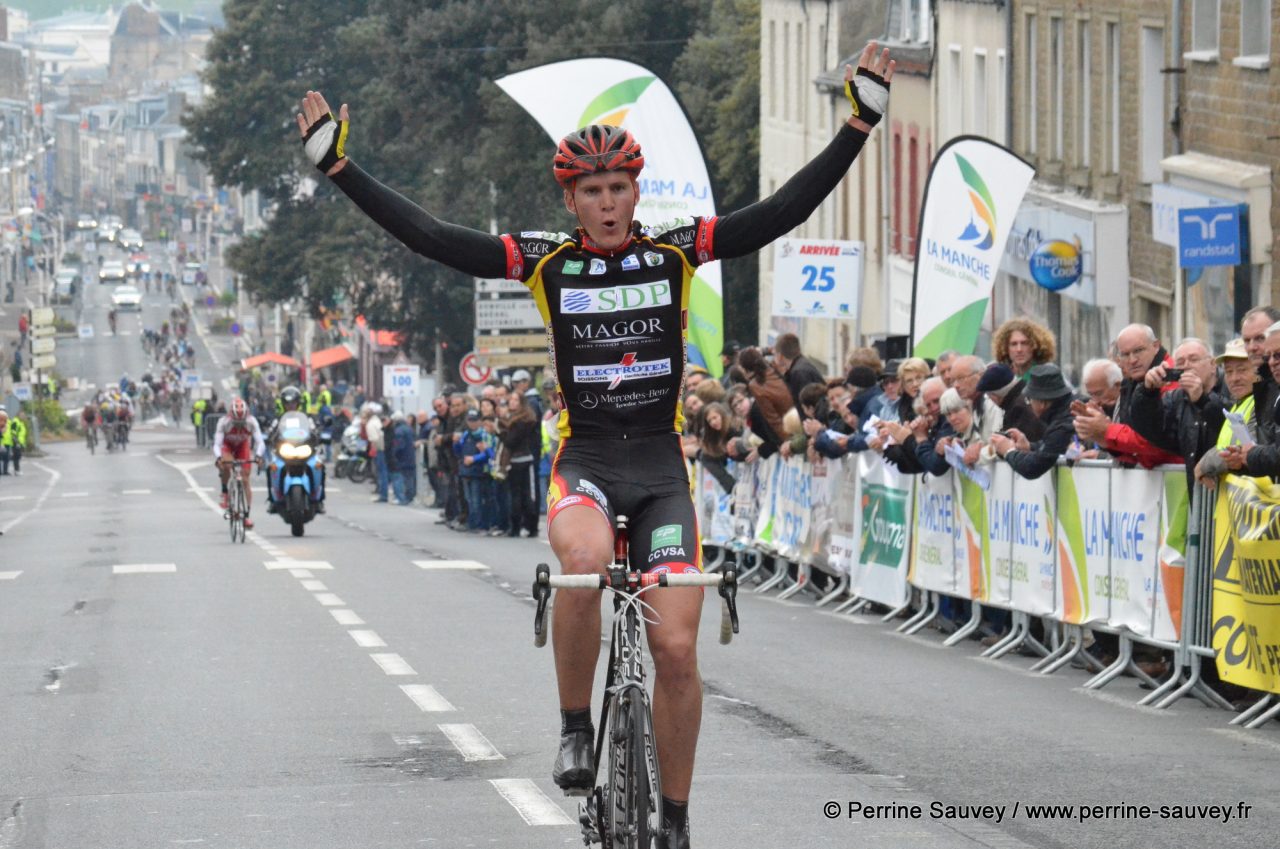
[331,123,869,438]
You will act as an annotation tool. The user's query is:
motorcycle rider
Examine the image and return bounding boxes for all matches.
[265,386,326,514]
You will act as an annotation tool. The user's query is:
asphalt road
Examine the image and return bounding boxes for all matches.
[2,269,1278,849]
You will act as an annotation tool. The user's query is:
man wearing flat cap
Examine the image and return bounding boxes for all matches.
[988,364,1077,479]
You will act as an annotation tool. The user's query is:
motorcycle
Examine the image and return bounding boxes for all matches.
[333,422,371,483]
[267,411,325,537]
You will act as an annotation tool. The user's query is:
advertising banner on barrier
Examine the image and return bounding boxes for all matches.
[1211,476,1280,694]
[828,457,859,576]
[911,473,959,594]
[1106,469,1165,638]
[1154,472,1189,642]
[805,456,835,571]
[753,456,781,551]
[732,462,760,545]
[1055,465,1110,625]
[772,455,814,561]
[694,462,735,547]
[1006,469,1057,616]
[956,475,987,601]
[982,464,1016,609]
[852,453,912,607]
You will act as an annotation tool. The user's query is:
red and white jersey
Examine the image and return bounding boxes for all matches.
[213,415,265,459]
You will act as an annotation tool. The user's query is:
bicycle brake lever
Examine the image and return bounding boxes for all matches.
[533,563,551,644]
[719,570,740,634]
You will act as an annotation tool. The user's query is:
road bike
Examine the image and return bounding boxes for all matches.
[221,459,256,543]
[84,423,98,454]
[532,517,739,848]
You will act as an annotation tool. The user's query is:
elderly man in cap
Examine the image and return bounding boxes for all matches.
[1222,322,1280,482]
[1130,337,1228,485]
[988,364,1076,479]
[1194,339,1259,488]
[977,362,1043,442]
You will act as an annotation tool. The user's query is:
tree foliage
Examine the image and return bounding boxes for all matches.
[186,0,761,368]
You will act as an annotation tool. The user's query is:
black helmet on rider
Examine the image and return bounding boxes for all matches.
[280,386,303,411]
[552,124,644,189]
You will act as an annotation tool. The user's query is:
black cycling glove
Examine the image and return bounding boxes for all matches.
[302,112,348,173]
[844,67,890,128]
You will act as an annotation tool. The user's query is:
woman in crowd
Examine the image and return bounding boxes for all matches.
[499,392,541,537]
[936,388,993,468]
[736,346,793,459]
[698,401,740,492]
[992,317,1056,380]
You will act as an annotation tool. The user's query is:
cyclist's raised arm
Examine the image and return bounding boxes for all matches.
[297,91,509,281]
[710,43,894,261]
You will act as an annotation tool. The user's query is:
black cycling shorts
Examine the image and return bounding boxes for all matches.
[547,433,701,575]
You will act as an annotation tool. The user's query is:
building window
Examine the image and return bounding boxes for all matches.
[919,0,931,43]
[892,128,902,255]
[1025,13,1038,154]
[996,49,1007,145]
[949,45,964,138]
[768,21,776,118]
[796,21,805,123]
[1190,0,1220,55]
[1140,26,1165,183]
[1076,20,1091,168]
[908,133,919,259]
[1240,0,1272,63]
[1050,17,1064,161]
[973,49,988,138]
[1105,22,1120,173]
[783,22,790,122]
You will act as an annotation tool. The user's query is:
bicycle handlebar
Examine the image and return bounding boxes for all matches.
[532,565,740,647]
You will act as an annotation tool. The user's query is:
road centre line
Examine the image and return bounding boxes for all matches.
[265,560,333,570]
[413,560,489,571]
[121,489,152,495]
[289,568,314,579]
[113,564,177,574]
[349,630,387,648]
[314,593,345,606]
[438,724,504,761]
[0,495,27,502]
[300,580,328,591]
[400,684,456,712]
[370,653,416,676]
[61,492,90,498]
[0,571,21,580]
[331,609,364,625]
[489,779,574,826]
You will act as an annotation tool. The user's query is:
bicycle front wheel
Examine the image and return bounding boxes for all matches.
[609,693,654,849]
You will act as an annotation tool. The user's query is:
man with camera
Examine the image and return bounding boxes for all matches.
[1129,338,1227,485]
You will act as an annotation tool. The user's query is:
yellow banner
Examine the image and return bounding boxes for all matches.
[1212,476,1280,694]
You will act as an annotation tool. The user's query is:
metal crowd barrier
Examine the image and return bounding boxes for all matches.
[691,453,1271,722]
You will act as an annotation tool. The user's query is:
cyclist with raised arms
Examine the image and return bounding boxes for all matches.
[297,42,892,847]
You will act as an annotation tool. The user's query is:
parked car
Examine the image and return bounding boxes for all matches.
[99,260,126,283]
[111,285,143,310]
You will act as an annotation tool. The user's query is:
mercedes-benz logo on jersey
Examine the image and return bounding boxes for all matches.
[577,390,600,409]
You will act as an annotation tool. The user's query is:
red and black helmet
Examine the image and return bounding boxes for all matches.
[552,124,645,189]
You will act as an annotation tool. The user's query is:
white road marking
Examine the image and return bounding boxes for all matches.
[439,723,504,761]
[326,486,342,493]
[314,593,345,606]
[121,489,152,495]
[0,571,21,580]
[113,563,177,574]
[289,568,314,579]
[413,560,489,571]
[0,495,27,502]
[489,779,573,826]
[61,492,90,498]
[331,609,364,626]
[400,684,456,713]
[370,653,416,676]
[349,629,387,648]
[300,579,328,591]
[265,560,332,570]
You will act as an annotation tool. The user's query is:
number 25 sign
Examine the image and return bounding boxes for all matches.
[770,238,864,320]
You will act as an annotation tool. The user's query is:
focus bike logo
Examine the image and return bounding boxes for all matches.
[573,353,673,390]
[560,282,673,314]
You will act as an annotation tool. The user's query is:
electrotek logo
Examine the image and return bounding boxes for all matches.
[573,353,672,389]
[559,282,672,314]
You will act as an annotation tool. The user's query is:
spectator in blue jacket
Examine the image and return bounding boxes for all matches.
[387,411,418,506]
[455,409,494,531]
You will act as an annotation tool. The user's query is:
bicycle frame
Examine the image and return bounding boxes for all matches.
[532,517,739,847]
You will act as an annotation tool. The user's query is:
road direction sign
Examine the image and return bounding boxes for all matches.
[30,337,55,355]
[30,324,56,338]
[459,352,492,386]
[31,307,54,326]
[78,324,95,339]
[475,351,549,368]
[32,354,56,370]
[475,297,543,331]
[475,278,530,295]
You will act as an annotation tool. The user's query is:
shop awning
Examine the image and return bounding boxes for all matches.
[311,345,355,371]
[240,352,301,370]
